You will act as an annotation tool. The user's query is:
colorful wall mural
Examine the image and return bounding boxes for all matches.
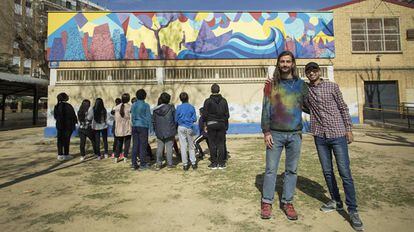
[47,12,334,61]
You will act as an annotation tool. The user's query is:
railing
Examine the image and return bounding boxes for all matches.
[55,66,330,83]
[363,103,414,129]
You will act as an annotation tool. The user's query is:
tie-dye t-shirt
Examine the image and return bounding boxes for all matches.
[261,77,308,133]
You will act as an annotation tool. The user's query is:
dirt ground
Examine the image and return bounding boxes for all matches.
[0,125,413,232]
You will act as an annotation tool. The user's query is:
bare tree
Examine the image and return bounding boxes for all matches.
[0,0,49,77]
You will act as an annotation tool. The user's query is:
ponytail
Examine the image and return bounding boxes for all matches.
[120,103,125,118]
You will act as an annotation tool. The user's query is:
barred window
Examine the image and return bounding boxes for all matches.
[351,18,401,52]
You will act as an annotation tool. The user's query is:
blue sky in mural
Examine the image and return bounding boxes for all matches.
[91,0,351,11]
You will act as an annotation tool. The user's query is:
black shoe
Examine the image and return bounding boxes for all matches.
[208,163,218,170]
[349,212,364,231]
[192,163,198,170]
[183,164,190,171]
[130,164,138,170]
[218,163,227,169]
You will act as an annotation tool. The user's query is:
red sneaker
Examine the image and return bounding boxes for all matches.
[282,203,298,220]
[119,153,124,159]
[261,202,272,219]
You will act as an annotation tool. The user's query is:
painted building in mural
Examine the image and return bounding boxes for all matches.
[45,0,414,136]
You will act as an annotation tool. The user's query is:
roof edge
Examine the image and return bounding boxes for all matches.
[319,0,365,11]
[320,0,414,11]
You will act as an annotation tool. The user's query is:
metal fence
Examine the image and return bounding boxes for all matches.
[363,103,414,129]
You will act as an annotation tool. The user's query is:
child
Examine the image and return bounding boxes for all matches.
[113,93,132,163]
[89,98,109,160]
[153,92,177,170]
[110,98,122,159]
[175,92,197,171]
[77,99,96,161]
[53,92,77,160]
[194,107,209,160]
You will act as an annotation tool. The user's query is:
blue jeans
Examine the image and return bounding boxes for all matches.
[262,131,302,204]
[314,136,358,213]
[132,126,149,167]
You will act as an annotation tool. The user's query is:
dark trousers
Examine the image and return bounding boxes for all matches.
[112,123,117,153]
[132,126,149,167]
[314,136,358,213]
[79,128,96,156]
[194,134,208,156]
[57,129,73,156]
[207,122,226,165]
[94,128,108,156]
[115,135,131,158]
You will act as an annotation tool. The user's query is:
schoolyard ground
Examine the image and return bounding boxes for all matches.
[0,125,413,232]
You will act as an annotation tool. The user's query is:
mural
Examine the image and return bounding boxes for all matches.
[47,12,334,61]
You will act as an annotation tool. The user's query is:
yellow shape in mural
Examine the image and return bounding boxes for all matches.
[83,12,110,21]
[263,18,285,37]
[48,12,77,36]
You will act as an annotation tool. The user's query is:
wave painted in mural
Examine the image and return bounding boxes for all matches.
[47,12,334,61]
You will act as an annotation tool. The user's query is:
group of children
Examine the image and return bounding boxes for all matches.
[53,84,230,171]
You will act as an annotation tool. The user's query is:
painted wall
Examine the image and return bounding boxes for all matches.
[47,12,335,60]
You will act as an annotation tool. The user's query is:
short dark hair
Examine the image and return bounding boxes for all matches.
[179,92,189,103]
[57,92,69,102]
[160,92,171,104]
[136,89,146,100]
[115,98,122,105]
[211,83,220,94]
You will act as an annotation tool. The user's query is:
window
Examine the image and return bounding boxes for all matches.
[351,18,401,52]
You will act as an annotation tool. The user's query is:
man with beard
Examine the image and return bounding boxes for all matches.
[260,51,308,220]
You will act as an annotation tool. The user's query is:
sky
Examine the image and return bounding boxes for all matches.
[90,0,352,11]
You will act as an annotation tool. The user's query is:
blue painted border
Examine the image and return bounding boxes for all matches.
[44,116,359,137]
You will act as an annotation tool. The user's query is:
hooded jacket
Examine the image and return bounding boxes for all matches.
[54,102,77,131]
[203,94,230,128]
[152,104,177,140]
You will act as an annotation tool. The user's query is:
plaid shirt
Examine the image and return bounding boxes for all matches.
[306,80,352,138]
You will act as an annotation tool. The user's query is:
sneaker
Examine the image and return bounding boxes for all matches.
[261,202,272,219]
[138,164,149,171]
[183,164,190,171]
[191,163,198,170]
[154,163,161,171]
[282,203,298,220]
[167,165,174,170]
[349,212,364,231]
[104,153,109,159]
[113,157,118,163]
[64,155,73,160]
[111,153,115,159]
[320,200,344,213]
[119,153,125,160]
[218,164,227,170]
[57,155,65,161]
[131,164,138,170]
[97,155,102,160]
[208,163,218,170]
[80,156,85,161]
[123,157,128,163]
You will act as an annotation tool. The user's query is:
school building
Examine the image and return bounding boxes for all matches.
[44,0,414,136]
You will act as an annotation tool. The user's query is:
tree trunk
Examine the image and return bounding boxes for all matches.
[154,30,163,59]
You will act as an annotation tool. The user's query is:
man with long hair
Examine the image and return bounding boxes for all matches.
[260,51,308,220]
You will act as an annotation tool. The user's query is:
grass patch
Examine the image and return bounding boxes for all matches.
[30,204,128,225]
[83,192,115,200]
[83,164,132,186]
[56,171,80,177]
